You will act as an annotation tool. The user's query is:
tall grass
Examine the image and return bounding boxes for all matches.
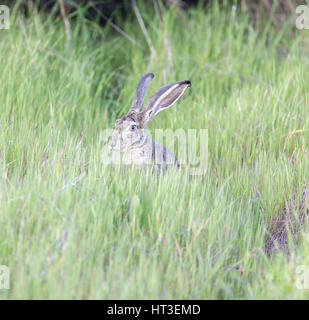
[0,1,308,299]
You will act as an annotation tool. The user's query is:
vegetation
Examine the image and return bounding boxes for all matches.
[0,1,308,299]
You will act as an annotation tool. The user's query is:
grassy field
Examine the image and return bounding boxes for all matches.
[0,1,309,299]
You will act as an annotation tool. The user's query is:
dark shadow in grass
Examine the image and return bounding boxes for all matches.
[265,187,309,256]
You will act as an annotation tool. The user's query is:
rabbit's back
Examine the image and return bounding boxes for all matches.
[151,140,180,171]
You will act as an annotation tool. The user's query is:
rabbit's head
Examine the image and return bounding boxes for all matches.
[109,73,191,152]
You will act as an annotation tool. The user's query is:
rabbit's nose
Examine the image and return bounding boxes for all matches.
[109,132,120,151]
[109,140,119,151]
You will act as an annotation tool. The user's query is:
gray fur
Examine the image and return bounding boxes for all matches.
[109,73,191,173]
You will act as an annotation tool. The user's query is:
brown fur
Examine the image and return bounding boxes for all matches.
[109,73,191,173]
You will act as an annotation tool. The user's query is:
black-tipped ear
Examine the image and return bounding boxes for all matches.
[141,80,191,125]
[129,73,154,112]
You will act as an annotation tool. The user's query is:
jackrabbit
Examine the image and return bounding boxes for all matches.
[109,73,191,173]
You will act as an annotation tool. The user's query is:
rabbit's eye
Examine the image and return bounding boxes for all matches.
[130,124,137,132]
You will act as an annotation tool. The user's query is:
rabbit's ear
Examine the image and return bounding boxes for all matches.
[141,80,191,126]
[129,73,154,113]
